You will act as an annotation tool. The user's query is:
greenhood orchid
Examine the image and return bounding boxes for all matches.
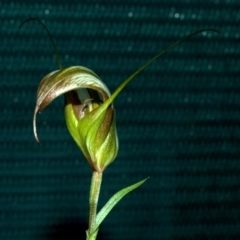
[33,66,118,172]
[20,18,218,240]
[31,26,218,173]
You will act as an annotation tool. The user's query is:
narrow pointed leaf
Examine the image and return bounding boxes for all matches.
[94,178,149,232]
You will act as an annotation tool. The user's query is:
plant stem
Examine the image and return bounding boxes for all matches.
[87,171,102,240]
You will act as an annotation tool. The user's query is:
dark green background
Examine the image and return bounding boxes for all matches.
[0,1,239,239]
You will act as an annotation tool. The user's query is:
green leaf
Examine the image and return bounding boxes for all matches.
[94,177,149,232]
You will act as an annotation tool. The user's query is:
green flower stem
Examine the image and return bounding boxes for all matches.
[87,171,103,240]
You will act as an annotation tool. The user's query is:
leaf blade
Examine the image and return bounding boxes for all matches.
[94,177,149,232]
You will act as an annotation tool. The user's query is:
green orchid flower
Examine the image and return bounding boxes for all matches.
[33,66,118,172]
[32,27,218,174]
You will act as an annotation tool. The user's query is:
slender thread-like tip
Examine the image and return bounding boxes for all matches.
[19,18,63,70]
[33,108,40,143]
